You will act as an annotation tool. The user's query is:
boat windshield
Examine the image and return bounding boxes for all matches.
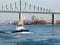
[17,24,23,26]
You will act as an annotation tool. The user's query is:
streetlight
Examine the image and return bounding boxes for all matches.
[33,5,36,11]
[40,8,42,11]
[15,2,18,10]
[20,0,21,12]
[6,4,8,10]
[10,3,13,10]
[29,4,31,10]
[37,6,39,11]
[2,5,3,11]
[25,2,27,10]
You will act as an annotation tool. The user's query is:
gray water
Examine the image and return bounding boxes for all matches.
[0,24,60,45]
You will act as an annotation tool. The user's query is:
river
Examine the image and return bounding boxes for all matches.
[0,24,60,45]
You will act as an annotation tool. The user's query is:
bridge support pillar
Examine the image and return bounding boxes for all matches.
[19,12,24,24]
[52,13,56,25]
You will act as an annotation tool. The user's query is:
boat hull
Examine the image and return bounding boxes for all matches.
[11,29,32,34]
[12,32,32,34]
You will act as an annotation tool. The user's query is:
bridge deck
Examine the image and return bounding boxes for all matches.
[0,11,60,14]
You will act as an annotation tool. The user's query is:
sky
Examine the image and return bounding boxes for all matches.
[0,0,60,22]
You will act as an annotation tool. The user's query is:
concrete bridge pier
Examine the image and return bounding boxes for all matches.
[52,13,56,25]
[19,12,24,24]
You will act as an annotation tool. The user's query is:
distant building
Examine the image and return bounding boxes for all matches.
[47,21,52,24]
[32,15,44,21]
[38,17,44,21]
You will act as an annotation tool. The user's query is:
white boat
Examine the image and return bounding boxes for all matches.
[11,23,32,34]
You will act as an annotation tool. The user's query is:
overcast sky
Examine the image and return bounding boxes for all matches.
[0,0,60,22]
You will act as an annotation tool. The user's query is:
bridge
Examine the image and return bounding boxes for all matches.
[0,0,59,24]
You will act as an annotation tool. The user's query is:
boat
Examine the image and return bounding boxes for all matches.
[11,23,32,34]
